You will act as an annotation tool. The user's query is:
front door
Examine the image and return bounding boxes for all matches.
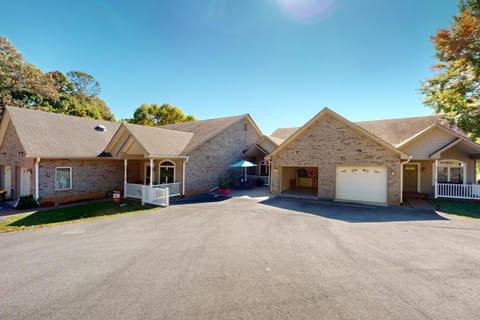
[403,164,418,192]
[20,167,31,197]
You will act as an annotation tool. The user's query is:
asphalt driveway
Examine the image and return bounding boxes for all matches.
[1,197,480,319]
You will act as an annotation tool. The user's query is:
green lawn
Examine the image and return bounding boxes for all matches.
[428,199,480,219]
[0,200,155,232]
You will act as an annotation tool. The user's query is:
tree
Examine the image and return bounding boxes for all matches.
[420,1,480,139]
[0,36,115,121]
[45,71,115,121]
[128,103,195,126]
[66,71,100,98]
[0,36,58,113]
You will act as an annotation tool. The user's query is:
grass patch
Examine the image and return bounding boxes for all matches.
[0,200,155,232]
[428,199,480,219]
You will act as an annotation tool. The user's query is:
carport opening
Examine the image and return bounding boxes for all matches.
[281,166,318,198]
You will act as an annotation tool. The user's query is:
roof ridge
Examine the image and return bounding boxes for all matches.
[6,106,116,125]
[355,114,442,123]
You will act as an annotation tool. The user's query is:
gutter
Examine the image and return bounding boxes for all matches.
[35,157,40,200]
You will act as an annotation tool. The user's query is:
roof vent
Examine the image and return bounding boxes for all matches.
[95,125,107,132]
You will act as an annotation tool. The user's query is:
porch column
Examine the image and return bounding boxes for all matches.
[400,162,404,204]
[182,157,189,196]
[434,159,438,198]
[149,158,154,187]
[268,161,271,187]
[35,158,40,200]
[124,159,128,198]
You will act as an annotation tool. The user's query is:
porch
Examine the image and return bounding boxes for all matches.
[122,158,186,206]
[402,158,480,201]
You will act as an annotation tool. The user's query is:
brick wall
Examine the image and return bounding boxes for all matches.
[0,123,34,198]
[39,159,123,203]
[185,118,261,195]
[270,114,401,204]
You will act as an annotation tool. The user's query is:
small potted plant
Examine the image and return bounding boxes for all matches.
[222,182,230,196]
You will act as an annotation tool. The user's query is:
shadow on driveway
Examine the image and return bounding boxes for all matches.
[259,197,449,223]
[170,193,230,205]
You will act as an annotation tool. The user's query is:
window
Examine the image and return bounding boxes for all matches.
[159,161,175,184]
[259,160,270,176]
[434,160,465,184]
[55,167,72,190]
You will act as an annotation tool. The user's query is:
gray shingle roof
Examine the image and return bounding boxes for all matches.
[355,115,458,146]
[123,123,193,156]
[271,115,464,147]
[6,106,120,158]
[268,136,285,146]
[160,114,249,152]
[270,127,299,140]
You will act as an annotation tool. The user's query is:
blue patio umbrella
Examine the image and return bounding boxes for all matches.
[230,160,257,182]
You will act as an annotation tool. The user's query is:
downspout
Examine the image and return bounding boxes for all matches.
[182,156,189,196]
[124,159,128,199]
[400,156,413,204]
[35,157,40,200]
[434,159,439,198]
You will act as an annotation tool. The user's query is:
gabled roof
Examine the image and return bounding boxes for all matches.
[104,123,193,158]
[424,124,480,158]
[1,106,120,158]
[269,108,409,159]
[268,136,285,146]
[270,114,468,148]
[160,114,262,153]
[270,127,299,140]
[355,115,465,147]
[244,135,283,157]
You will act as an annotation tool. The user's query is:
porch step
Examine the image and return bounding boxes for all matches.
[403,191,429,199]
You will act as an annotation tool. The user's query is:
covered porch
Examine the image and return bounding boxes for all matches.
[401,138,480,201]
[103,122,193,206]
[123,158,187,206]
[243,135,282,186]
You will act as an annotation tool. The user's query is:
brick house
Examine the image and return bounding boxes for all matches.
[268,108,480,205]
[0,107,262,204]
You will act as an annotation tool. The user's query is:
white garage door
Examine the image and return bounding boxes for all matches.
[336,166,387,204]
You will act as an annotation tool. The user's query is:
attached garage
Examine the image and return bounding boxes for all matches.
[335,165,387,205]
[268,108,405,205]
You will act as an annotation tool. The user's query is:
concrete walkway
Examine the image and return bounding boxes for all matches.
[228,186,273,202]
[407,198,434,211]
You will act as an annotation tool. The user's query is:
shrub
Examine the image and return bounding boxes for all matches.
[17,195,39,210]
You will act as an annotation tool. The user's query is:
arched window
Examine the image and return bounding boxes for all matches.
[435,160,465,184]
[259,160,270,176]
[159,160,175,184]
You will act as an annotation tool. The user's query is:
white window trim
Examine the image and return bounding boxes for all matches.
[432,159,466,185]
[158,160,175,184]
[55,167,72,191]
[259,160,270,177]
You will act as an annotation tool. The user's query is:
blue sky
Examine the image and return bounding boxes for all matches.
[1,0,457,135]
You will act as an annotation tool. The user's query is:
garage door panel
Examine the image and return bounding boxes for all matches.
[336,166,387,204]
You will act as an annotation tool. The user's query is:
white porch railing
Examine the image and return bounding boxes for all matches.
[152,182,181,196]
[142,185,169,207]
[126,183,143,199]
[437,183,480,200]
[125,182,181,206]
